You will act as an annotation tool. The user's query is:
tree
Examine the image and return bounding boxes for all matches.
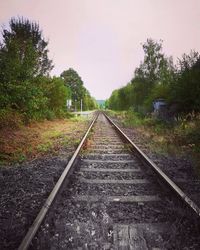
[170,51,200,112]
[60,68,97,110]
[133,39,175,111]
[135,39,166,84]
[108,39,175,113]
[60,68,85,103]
[0,17,53,84]
[0,17,68,121]
[108,39,200,115]
[0,17,54,116]
[108,90,120,110]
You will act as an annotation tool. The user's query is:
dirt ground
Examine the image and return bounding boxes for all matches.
[0,117,90,164]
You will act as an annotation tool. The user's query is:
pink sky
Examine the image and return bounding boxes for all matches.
[1,0,200,99]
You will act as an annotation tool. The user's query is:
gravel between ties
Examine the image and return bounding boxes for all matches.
[31,113,200,249]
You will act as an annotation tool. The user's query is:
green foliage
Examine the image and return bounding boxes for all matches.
[170,51,200,112]
[0,79,48,121]
[104,100,109,109]
[108,39,174,112]
[108,90,120,110]
[60,68,97,111]
[122,111,145,127]
[44,77,68,115]
[0,108,23,129]
[144,83,170,109]
[108,38,200,115]
[0,17,53,83]
[83,91,97,110]
[22,76,71,120]
[135,39,165,84]
[37,141,53,153]
[0,17,69,124]
[133,39,174,110]
[61,68,84,101]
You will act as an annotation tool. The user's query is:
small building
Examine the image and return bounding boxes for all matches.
[153,98,167,112]
[66,99,72,109]
[153,98,168,120]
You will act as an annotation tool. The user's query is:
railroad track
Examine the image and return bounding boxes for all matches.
[19,112,200,249]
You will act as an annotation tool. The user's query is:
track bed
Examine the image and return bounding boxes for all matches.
[24,113,200,249]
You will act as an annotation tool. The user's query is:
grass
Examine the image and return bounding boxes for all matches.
[36,142,53,153]
[107,110,200,173]
[0,117,89,165]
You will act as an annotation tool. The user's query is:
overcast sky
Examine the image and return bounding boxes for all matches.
[1,0,200,99]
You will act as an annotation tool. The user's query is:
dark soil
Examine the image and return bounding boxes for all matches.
[0,156,69,250]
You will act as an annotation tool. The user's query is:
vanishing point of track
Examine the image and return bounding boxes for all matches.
[19,112,200,249]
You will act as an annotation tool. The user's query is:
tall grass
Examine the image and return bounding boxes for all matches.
[108,109,200,156]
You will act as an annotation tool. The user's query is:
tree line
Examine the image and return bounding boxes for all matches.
[107,38,200,116]
[0,17,96,125]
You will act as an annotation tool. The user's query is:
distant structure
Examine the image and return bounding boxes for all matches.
[153,98,167,111]
[66,99,72,109]
[153,98,168,120]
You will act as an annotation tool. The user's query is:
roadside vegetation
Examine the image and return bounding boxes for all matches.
[0,115,90,165]
[108,110,200,172]
[109,110,200,152]
[0,17,97,164]
[106,39,200,170]
[107,39,200,115]
[0,17,97,127]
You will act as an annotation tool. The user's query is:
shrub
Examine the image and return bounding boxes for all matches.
[0,108,23,129]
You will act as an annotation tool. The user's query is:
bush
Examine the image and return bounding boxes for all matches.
[45,77,68,113]
[0,108,23,129]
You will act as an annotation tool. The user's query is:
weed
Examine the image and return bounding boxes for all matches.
[0,108,23,129]
[123,144,131,151]
[70,115,84,121]
[16,153,26,163]
[43,130,63,139]
[37,141,53,153]
[0,115,89,164]
[62,138,69,147]
[108,110,200,172]
[74,139,80,146]
[0,153,7,165]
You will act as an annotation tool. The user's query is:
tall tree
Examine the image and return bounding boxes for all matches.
[0,17,56,120]
[133,39,175,110]
[170,51,200,112]
[60,68,97,110]
[0,17,53,83]
[60,68,85,102]
[135,39,167,84]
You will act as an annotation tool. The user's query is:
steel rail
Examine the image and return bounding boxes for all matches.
[18,112,99,250]
[104,113,200,217]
